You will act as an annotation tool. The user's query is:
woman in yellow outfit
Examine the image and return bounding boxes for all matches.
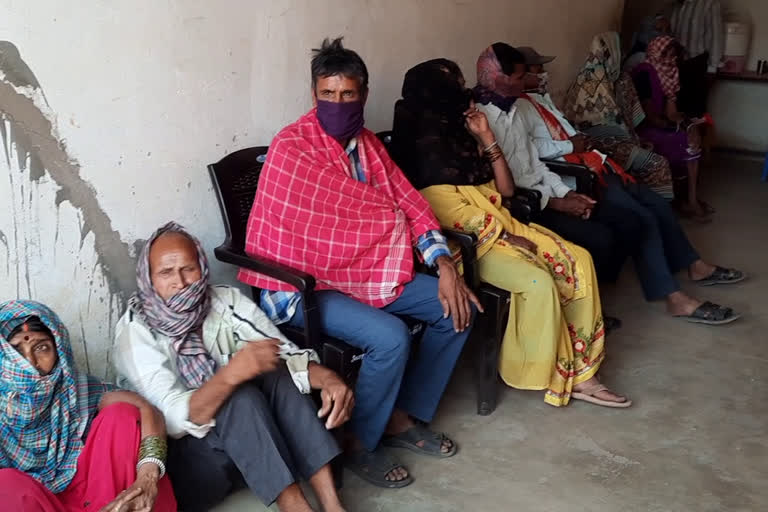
[391,58,631,408]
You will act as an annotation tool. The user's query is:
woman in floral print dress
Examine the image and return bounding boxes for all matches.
[390,58,631,408]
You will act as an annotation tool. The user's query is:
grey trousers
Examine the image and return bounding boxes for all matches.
[167,365,341,511]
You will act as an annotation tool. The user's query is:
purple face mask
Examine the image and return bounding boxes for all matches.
[316,100,365,141]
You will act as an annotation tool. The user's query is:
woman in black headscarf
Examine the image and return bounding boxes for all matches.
[390,59,631,409]
[390,59,502,190]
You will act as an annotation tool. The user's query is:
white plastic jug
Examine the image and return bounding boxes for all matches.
[723,21,750,73]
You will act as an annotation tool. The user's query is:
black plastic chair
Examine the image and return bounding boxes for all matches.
[540,158,595,196]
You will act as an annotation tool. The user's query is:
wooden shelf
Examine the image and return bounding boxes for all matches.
[709,71,768,83]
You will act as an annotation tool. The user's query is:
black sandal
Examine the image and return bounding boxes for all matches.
[603,316,622,334]
[695,266,746,286]
[675,301,741,325]
[382,424,457,458]
[698,200,716,214]
[344,449,413,489]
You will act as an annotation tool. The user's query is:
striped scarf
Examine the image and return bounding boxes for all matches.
[0,300,108,493]
[129,222,216,389]
[645,35,681,98]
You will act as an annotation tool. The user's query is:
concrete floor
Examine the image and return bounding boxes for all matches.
[214,156,767,512]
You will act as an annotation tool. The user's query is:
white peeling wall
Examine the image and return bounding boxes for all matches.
[0,0,623,379]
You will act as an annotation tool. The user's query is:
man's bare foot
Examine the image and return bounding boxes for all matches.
[386,465,409,482]
[384,409,453,454]
[690,202,708,217]
[666,290,704,316]
[275,482,314,512]
[688,260,717,282]
[696,199,716,214]
[677,202,711,223]
[345,436,409,483]
[573,376,628,404]
[308,464,346,512]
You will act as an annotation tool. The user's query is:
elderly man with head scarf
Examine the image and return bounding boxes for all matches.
[113,222,352,512]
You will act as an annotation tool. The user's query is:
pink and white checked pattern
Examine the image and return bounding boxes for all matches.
[238,109,440,307]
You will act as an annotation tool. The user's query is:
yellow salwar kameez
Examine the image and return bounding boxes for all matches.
[422,180,606,406]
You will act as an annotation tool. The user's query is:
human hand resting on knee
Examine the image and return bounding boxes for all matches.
[98,391,167,512]
[548,191,595,218]
[501,232,537,253]
[99,463,160,512]
[436,255,484,333]
[309,363,355,429]
[569,134,591,153]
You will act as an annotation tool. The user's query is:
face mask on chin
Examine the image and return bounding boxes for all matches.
[523,71,549,94]
[316,100,365,141]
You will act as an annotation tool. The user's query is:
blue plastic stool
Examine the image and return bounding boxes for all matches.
[763,153,768,182]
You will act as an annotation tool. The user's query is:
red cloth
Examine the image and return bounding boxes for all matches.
[521,94,636,186]
[0,403,176,512]
[239,108,441,307]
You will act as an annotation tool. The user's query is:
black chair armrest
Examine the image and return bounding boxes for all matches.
[213,245,316,292]
[540,158,595,196]
[513,188,542,219]
[442,230,476,262]
[515,187,542,205]
[443,230,479,289]
[502,196,533,224]
[215,244,325,352]
[539,158,590,176]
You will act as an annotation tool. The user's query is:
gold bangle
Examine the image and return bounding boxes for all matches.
[486,146,504,163]
[138,436,168,465]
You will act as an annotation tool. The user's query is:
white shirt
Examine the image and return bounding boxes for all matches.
[477,102,572,209]
[514,93,609,181]
[671,0,724,71]
[113,285,319,439]
[515,93,577,160]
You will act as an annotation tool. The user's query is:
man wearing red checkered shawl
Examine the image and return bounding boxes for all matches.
[239,38,483,488]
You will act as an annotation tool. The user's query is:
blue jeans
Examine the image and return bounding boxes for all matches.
[600,175,700,300]
[288,273,474,451]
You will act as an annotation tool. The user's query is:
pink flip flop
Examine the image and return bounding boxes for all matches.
[572,383,633,408]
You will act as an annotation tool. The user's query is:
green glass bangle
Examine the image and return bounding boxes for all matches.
[138,436,168,464]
